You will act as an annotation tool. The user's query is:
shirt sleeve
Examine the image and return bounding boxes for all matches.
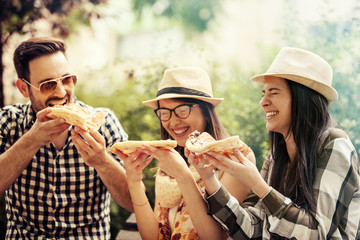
[206,136,360,239]
[100,109,128,164]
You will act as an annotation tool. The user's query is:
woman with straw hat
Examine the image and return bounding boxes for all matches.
[114,66,255,239]
[192,47,360,239]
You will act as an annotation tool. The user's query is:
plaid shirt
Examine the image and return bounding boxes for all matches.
[0,99,127,239]
[206,128,360,239]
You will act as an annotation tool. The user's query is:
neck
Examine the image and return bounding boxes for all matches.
[284,133,296,162]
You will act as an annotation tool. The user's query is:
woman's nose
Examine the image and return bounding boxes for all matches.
[259,95,270,107]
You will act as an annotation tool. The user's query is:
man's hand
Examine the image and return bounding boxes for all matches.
[70,126,108,168]
[71,126,134,211]
[27,108,70,148]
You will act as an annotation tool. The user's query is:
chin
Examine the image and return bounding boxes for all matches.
[176,140,185,148]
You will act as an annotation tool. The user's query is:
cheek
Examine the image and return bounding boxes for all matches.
[162,121,171,133]
[189,115,206,132]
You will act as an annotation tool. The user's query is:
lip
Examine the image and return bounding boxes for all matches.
[47,98,68,107]
[171,126,190,138]
[265,111,279,120]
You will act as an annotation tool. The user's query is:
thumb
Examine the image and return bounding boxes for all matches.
[234,148,246,163]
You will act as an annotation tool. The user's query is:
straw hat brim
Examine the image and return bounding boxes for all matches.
[251,73,338,103]
[143,93,224,109]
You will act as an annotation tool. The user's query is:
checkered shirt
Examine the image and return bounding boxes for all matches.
[0,99,128,239]
[206,128,360,239]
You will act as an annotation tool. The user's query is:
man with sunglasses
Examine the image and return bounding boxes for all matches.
[0,37,133,239]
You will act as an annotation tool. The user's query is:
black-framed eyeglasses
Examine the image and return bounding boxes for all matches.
[22,74,77,95]
[154,104,198,122]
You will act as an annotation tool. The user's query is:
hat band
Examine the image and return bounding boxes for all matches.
[156,87,211,98]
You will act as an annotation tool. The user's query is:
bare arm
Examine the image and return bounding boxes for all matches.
[175,169,223,240]
[219,151,256,203]
[93,153,134,212]
[0,109,70,193]
[142,146,223,240]
[114,150,159,240]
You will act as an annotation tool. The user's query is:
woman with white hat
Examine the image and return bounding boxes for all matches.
[114,66,255,239]
[193,47,360,239]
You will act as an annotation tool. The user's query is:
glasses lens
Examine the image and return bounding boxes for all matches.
[156,109,171,121]
[39,75,77,95]
[40,80,57,94]
[62,75,77,86]
[174,105,191,119]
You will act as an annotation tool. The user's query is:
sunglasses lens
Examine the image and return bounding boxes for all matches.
[63,75,77,85]
[71,75,77,85]
[39,75,77,94]
[40,81,57,94]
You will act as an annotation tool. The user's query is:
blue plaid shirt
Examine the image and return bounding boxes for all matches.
[0,99,128,239]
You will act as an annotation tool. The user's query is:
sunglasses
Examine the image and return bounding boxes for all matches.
[22,74,77,95]
[154,104,198,122]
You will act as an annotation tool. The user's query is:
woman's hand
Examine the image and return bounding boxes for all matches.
[141,144,191,181]
[204,148,264,191]
[186,149,216,181]
[113,149,152,183]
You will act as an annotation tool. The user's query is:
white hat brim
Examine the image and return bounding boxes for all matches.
[251,73,338,103]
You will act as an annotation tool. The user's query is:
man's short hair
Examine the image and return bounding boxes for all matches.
[13,37,66,82]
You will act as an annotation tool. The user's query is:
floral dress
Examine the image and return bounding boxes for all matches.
[155,165,206,240]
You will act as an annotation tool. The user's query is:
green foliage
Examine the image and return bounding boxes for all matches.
[131,0,221,32]
[282,3,360,156]
[1,0,107,41]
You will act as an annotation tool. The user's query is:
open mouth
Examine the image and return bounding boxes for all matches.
[48,99,68,107]
[172,127,190,136]
[266,111,279,119]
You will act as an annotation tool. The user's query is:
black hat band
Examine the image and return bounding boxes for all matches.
[157,87,211,98]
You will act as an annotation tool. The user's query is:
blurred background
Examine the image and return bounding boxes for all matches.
[1,0,359,238]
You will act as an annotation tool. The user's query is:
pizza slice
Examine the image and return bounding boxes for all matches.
[110,139,177,154]
[47,103,106,132]
[185,130,252,156]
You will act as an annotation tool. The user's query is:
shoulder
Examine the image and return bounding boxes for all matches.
[0,103,29,123]
[317,127,359,178]
[318,128,355,155]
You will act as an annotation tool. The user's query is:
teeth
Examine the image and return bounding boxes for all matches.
[173,128,188,134]
[49,99,67,107]
[266,111,278,117]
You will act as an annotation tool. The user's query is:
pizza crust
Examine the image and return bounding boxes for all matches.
[47,103,106,132]
[185,130,252,156]
[110,139,177,154]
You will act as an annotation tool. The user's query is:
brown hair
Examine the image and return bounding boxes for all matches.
[269,80,334,213]
[13,37,66,82]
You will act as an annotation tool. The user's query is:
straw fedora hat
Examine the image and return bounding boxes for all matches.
[251,47,338,103]
[143,66,223,108]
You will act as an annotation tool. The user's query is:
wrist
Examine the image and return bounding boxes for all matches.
[23,130,43,150]
[203,174,221,195]
[92,153,114,172]
[252,177,271,199]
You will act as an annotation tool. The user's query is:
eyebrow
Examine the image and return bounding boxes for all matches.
[39,73,71,84]
[262,87,281,93]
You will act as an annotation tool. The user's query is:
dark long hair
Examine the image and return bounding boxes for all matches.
[268,80,334,213]
[158,98,229,160]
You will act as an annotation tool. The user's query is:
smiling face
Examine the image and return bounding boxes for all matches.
[158,99,206,147]
[259,76,292,136]
[25,51,75,113]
